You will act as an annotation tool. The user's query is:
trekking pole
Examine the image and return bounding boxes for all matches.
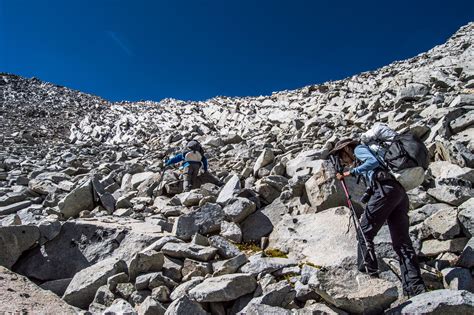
[329,155,375,274]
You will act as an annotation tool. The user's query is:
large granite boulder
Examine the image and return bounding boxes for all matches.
[268,207,357,266]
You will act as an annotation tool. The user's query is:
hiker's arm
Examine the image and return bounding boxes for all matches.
[166,154,184,166]
[202,155,208,172]
[350,146,379,176]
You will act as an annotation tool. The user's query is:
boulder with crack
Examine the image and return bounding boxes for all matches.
[308,267,398,315]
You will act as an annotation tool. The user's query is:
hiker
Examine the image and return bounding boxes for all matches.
[330,138,427,297]
[165,140,213,192]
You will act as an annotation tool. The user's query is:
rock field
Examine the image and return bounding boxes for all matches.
[0,23,473,314]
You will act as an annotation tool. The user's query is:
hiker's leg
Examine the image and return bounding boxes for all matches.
[387,187,426,297]
[190,164,200,189]
[358,183,398,274]
[183,166,193,192]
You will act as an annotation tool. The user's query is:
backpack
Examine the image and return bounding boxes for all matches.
[361,123,429,191]
[184,140,204,163]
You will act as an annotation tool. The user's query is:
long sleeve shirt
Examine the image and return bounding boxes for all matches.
[349,145,381,184]
[165,152,208,172]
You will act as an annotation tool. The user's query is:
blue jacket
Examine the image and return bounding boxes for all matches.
[349,145,382,184]
[165,152,208,172]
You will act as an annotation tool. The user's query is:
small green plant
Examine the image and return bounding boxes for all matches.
[299,261,322,269]
[264,248,288,258]
[236,242,261,253]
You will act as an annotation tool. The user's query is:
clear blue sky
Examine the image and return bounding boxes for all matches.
[0,0,472,102]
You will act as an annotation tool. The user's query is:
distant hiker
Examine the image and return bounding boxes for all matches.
[330,138,427,297]
[165,140,210,192]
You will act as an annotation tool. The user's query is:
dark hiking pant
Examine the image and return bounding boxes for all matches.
[183,163,201,192]
[357,179,426,297]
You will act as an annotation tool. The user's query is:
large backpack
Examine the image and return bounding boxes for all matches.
[362,123,429,191]
[184,140,204,163]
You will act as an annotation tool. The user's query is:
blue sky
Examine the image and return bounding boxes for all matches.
[0,0,472,102]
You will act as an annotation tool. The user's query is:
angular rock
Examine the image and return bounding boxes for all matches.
[458,198,474,237]
[216,174,241,204]
[422,206,461,240]
[220,221,242,243]
[208,235,241,259]
[135,272,177,291]
[63,258,127,309]
[58,179,94,219]
[161,242,218,262]
[131,172,156,189]
[223,197,256,223]
[427,183,472,206]
[138,296,166,315]
[240,254,297,275]
[244,281,296,311]
[429,161,474,182]
[165,295,209,315]
[177,191,204,207]
[304,161,364,213]
[421,237,469,257]
[254,148,275,174]
[188,273,257,302]
[241,197,288,243]
[213,253,248,276]
[103,298,137,314]
[308,267,398,315]
[0,225,40,268]
[386,289,474,314]
[457,237,474,269]
[40,278,72,297]
[128,250,165,281]
[162,255,183,283]
[170,277,204,301]
[172,203,225,241]
[181,258,212,280]
[0,200,32,215]
[408,203,451,225]
[92,285,115,308]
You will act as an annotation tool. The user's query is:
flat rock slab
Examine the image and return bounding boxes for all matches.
[0,200,32,215]
[161,242,218,261]
[239,254,297,275]
[386,289,474,314]
[0,266,77,314]
[308,267,398,315]
[268,207,357,267]
[188,273,257,302]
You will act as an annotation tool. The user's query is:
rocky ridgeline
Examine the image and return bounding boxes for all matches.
[0,23,473,314]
